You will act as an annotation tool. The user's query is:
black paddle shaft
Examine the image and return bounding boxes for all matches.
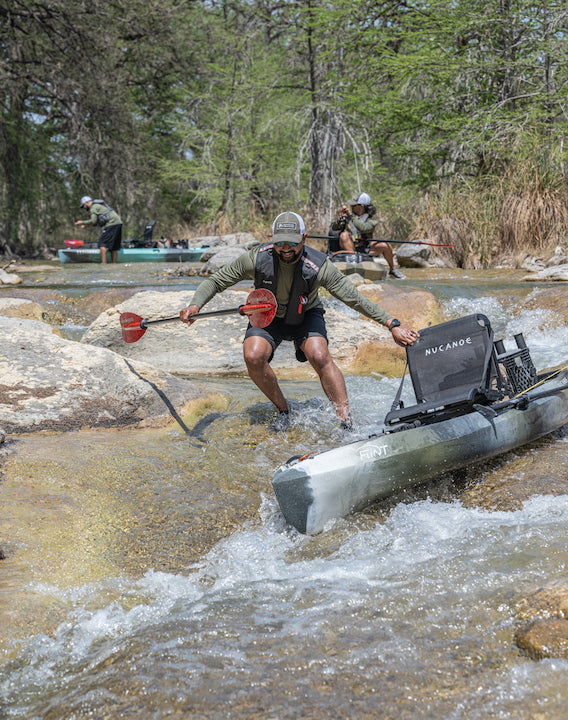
[139,305,252,329]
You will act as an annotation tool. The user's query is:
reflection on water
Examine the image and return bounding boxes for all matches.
[2,267,568,719]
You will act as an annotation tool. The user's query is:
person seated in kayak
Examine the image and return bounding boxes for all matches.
[330,192,404,279]
[180,211,418,431]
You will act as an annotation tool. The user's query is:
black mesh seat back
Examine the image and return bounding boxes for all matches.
[143,221,157,243]
[407,314,494,404]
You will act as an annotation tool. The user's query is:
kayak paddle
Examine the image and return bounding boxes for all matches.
[120,288,277,344]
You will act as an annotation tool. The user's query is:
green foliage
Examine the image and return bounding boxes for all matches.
[0,0,567,257]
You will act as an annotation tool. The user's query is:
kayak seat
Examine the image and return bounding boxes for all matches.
[385,313,505,426]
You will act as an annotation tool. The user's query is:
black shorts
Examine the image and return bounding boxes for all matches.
[354,238,370,253]
[98,224,122,251]
[244,306,328,363]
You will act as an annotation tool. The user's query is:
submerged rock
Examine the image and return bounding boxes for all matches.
[515,586,568,660]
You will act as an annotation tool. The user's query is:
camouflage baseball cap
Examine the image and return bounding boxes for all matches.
[272,211,305,244]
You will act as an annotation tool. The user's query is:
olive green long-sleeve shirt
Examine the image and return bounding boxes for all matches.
[191,245,391,326]
[81,202,122,227]
[331,212,377,239]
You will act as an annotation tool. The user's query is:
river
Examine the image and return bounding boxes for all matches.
[1,262,568,719]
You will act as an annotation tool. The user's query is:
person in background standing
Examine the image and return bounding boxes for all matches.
[75,196,122,264]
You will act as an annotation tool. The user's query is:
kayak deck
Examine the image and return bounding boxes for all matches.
[272,313,568,534]
[58,247,207,264]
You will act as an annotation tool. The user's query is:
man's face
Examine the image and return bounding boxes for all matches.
[351,203,364,216]
[273,236,305,264]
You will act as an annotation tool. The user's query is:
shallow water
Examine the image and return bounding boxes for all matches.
[1,264,568,719]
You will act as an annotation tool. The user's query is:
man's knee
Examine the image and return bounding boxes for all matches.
[339,231,354,250]
[303,340,331,372]
[244,338,273,368]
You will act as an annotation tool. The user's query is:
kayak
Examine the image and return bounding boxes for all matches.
[329,251,387,280]
[58,247,208,264]
[272,314,568,534]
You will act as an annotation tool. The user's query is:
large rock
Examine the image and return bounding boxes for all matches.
[0,297,44,321]
[0,267,22,285]
[0,316,204,434]
[358,283,444,329]
[82,285,443,379]
[188,232,256,249]
[395,242,432,268]
[199,245,252,274]
[523,263,568,281]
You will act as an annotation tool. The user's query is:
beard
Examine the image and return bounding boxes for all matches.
[279,245,303,264]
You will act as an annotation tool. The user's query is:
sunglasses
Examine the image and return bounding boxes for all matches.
[274,240,300,247]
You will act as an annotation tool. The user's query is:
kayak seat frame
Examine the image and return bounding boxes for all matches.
[385,313,506,427]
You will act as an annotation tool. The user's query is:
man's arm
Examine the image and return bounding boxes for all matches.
[351,214,378,234]
[319,261,390,325]
[180,248,256,323]
[319,260,419,346]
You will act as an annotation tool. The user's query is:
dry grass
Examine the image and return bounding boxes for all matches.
[402,162,568,267]
[162,159,568,268]
[498,185,567,254]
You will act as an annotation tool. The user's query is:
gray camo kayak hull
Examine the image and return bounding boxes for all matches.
[272,372,568,534]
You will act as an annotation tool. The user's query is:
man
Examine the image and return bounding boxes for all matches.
[180,211,418,430]
[331,192,405,279]
[75,196,122,264]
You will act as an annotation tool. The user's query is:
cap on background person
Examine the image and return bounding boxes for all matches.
[272,211,306,245]
[349,192,371,206]
[80,196,92,208]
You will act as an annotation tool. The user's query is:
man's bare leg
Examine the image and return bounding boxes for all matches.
[301,336,351,424]
[339,231,356,253]
[244,336,289,412]
[99,247,108,264]
[369,241,395,271]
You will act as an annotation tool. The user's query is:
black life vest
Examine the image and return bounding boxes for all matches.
[254,243,327,326]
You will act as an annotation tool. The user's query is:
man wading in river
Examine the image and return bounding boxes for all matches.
[180,212,418,431]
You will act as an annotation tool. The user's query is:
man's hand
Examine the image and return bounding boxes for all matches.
[389,323,420,348]
[180,304,200,325]
[74,221,86,228]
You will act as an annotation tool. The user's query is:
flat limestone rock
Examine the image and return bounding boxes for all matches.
[0,316,204,434]
[82,285,443,379]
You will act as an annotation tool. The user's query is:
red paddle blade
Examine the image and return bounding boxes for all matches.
[64,239,84,248]
[244,288,277,328]
[120,312,146,343]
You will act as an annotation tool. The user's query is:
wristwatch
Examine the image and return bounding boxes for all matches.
[388,318,401,330]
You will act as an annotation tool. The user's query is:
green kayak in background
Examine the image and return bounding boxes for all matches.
[58,247,208,264]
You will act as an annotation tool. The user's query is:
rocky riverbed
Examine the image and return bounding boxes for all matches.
[1,262,568,676]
